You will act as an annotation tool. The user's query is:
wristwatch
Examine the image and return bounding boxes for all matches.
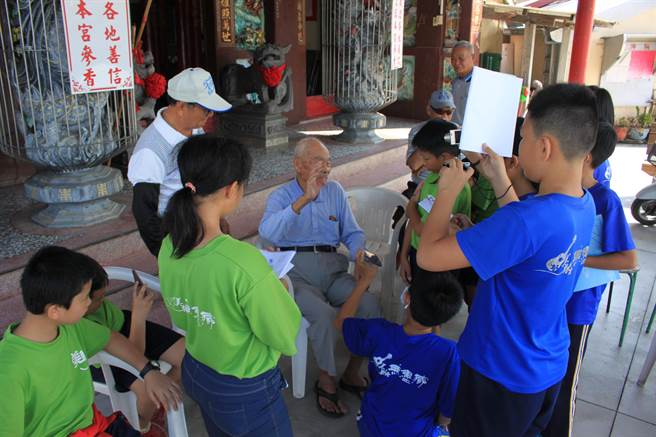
[139,360,161,379]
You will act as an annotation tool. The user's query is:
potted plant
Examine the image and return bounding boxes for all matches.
[628,107,653,142]
[615,117,630,142]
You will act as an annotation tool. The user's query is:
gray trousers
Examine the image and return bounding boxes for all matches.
[287,252,380,376]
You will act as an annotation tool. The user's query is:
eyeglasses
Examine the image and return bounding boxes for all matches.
[431,106,453,116]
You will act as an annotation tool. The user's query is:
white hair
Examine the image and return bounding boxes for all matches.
[453,40,474,53]
[294,137,325,158]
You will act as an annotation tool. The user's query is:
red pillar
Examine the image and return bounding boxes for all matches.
[568,0,596,84]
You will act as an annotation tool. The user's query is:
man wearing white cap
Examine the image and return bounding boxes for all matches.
[128,68,232,256]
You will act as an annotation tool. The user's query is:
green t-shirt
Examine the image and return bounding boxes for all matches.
[411,171,472,249]
[158,234,301,379]
[470,175,499,223]
[85,300,125,332]
[0,318,111,437]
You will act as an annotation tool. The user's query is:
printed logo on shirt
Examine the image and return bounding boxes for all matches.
[71,350,89,371]
[372,353,429,388]
[166,297,217,329]
[537,235,589,276]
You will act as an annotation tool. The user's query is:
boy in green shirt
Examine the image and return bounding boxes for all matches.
[0,246,181,437]
[82,255,185,436]
[400,119,472,283]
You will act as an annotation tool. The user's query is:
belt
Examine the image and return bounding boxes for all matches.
[279,245,337,253]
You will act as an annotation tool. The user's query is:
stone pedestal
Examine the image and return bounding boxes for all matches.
[220,112,289,148]
[333,112,386,144]
[24,166,125,228]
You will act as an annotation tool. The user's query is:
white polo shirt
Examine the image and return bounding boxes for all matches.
[128,109,187,216]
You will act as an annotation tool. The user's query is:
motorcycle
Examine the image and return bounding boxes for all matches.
[631,143,656,225]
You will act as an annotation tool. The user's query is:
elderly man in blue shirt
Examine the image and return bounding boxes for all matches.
[259,137,380,418]
[450,40,475,125]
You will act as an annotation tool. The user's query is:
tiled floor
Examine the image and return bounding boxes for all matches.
[96,143,656,436]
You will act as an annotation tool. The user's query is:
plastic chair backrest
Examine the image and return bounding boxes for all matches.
[346,187,408,244]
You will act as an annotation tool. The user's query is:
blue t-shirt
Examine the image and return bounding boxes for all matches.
[343,318,460,437]
[567,183,635,325]
[593,160,612,188]
[456,192,595,393]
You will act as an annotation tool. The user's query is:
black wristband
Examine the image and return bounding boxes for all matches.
[139,360,160,379]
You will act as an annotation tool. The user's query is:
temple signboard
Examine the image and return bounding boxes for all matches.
[60,0,133,94]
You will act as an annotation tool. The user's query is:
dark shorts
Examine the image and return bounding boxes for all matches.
[451,362,562,437]
[91,310,183,392]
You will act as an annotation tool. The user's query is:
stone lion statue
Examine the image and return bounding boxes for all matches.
[219,43,293,114]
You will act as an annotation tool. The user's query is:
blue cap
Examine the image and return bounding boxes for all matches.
[429,90,455,110]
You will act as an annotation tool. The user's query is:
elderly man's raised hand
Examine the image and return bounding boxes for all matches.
[303,163,325,201]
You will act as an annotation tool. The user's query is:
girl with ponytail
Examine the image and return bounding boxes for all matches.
[158,135,301,437]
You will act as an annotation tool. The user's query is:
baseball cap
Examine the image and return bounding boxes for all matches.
[412,119,460,155]
[167,68,231,112]
[429,90,455,110]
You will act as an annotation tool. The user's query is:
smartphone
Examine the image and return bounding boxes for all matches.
[131,269,144,286]
[363,250,382,267]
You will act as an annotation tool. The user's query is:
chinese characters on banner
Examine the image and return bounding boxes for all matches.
[60,0,133,94]
[390,0,404,70]
[218,0,234,45]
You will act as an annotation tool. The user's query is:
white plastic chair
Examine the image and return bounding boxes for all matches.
[94,267,188,436]
[255,240,311,399]
[284,277,312,399]
[346,187,408,322]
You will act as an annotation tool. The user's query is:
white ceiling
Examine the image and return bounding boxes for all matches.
[516,0,656,21]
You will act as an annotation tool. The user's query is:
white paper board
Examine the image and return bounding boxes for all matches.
[459,67,523,157]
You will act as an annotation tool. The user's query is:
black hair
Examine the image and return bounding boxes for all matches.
[408,270,463,327]
[162,134,252,258]
[591,121,617,169]
[527,84,598,159]
[20,246,96,314]
[412,119,460,158]
[512,117,525,157]
[75,253,108,296]
[588,85,615,125]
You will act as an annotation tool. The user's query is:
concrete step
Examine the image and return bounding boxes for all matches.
[0,142,409,331]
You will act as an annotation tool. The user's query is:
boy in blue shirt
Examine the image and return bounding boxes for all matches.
[335,252,463,437]
[543,122,637,437]
[416,84,598,436]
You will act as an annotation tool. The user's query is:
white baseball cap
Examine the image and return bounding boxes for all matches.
[167,68,231,112]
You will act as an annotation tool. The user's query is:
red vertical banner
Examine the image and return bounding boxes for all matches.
[297,0,305,45]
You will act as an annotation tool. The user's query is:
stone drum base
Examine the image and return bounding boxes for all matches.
[24,165,125,228]
[333,112,386,144]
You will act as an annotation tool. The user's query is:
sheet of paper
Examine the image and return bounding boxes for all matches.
[459,67,523,157]
[418,195,435,213]
[574,215,620,292]
[260,250,296,279]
